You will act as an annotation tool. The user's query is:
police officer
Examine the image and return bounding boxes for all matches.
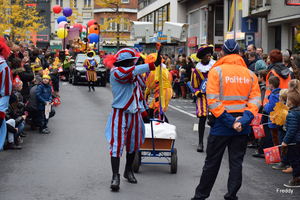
[192,39,261,200]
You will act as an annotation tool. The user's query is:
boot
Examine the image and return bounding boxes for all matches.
[92,86,95,92]
[7,142,22,150]
[88,88,91,92]
[124,167,137,183]
[124,152,137,183]
[197,143,203,152]
[110,173,120,191]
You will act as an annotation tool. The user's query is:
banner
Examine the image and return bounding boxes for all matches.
[253,125,265,139]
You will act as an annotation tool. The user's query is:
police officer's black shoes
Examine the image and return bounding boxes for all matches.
[197,143,204,152]
[110,173,120,191]
[124,169,137,183]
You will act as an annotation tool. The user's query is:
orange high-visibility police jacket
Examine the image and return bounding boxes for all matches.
[206,54,261,119]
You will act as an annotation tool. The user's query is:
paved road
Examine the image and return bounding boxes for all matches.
[0,81,299,200]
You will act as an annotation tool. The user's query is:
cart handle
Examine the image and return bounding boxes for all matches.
[150,118,164,123]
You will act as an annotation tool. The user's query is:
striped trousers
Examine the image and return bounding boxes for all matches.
[105,108,145,157]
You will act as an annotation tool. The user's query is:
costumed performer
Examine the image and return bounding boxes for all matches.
[103,47,162,191]
[144,53,173,122]
[83,50,98,92]
[191,45,215,152]
[0,38,14,151]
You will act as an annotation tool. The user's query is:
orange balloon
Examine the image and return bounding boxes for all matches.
[89,25,99,34]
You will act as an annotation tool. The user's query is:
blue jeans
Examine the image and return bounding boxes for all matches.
[14,121,24,141]
[278,128,290,164]
[38,110,49,131]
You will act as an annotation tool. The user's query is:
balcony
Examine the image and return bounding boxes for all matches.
[249,0,271,17]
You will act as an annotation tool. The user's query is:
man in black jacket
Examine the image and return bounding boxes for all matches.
[239,47,249,67]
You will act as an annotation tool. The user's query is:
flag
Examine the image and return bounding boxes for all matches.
[263,146,281,164]
[53,97,61,107]
[253,125,265,139]
[250,113,262,126]
[13,75,22,87]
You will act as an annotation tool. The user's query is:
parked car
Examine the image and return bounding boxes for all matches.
[69,54,107,86]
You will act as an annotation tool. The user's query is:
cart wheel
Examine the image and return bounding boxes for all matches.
[171,148,177,174]
[133,151,141,173]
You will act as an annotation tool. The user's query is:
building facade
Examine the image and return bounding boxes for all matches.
[94,0,138,53]
[50,0,94,50]
[137,0,186,55]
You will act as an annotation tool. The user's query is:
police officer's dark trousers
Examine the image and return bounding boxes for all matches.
[193,134,248,200]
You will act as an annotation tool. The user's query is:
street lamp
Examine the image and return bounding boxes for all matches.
[94,21,101,56]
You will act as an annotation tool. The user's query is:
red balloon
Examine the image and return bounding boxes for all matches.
[89,25,99,34]
[87,19,97,28]
[53,5,61,14]
[73,23,83,32]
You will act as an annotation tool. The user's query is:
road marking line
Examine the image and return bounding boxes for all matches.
[193,123,210,131]
[168,104,196,118]
[183,106,195,108]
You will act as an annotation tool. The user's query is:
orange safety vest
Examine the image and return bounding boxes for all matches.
[206,54,261,118]
[264,70,291,105]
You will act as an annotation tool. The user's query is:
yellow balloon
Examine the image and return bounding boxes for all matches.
[297,33,300,44]
[57,28,68,39]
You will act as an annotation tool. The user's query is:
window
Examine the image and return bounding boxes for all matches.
[215,6,223,36]
[71,0,77,8]
[106,18,117,31]
[201,8,207,38]
[189,10,200,37]
[56,0,63,7]
[122,0,129,3]
[84,0,91,7]
[100,18,105,25]
[123,19,129,31]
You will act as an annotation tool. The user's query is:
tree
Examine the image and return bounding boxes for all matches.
[94,0,130,51]
[0,0,46,42]
[68,0,82,26]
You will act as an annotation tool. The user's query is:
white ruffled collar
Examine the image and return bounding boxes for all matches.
[196,60,216,73]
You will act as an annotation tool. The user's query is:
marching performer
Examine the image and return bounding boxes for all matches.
[144,53,173,122]
[103,47,161,191]
[83,50,98,92]
[0,38,13,151]
[191,45,215,152]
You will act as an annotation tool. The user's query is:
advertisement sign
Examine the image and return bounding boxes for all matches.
[188,36,197,47]
[286,0,300,5]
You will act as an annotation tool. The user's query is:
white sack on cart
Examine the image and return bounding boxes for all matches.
[145,122,177,139]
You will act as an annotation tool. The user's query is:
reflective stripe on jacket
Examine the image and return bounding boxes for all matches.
[206,54,261,118]
[264,70,291,105]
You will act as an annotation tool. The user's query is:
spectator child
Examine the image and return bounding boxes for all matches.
[288,79,300,93]
[36,70,52,134]
[253,70,270,158]
[179,68,187,99]
[264,76,281,146]
[282,91,300,187]
[272,89,290,170]
[170,65,179,98]
[5,93,26,150]
[183,77,196,103]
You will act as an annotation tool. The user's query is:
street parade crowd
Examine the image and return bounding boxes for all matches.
[0,39,60,151]
[1,35,300,199]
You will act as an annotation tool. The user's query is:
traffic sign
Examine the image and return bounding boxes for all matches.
[242,17,258,33]
[46,46,52,52]
[134,44,143,52]
[245,33,255,47]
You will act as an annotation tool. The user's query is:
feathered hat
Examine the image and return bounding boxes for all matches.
[103,48,138,68]
[196,44,214,59]
[43,68,51,80]
[0,37,11,59]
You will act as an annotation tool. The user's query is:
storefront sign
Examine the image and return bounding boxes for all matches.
[188,36,197,47]
[37,35,49,42]
[286,0,300,5]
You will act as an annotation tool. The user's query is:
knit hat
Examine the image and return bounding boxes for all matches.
[255,60,267,71]
[9,93,17,104]
[222,39,239,54]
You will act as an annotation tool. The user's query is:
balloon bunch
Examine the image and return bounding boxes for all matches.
[53,5,99,45]
[53,4,73,39]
